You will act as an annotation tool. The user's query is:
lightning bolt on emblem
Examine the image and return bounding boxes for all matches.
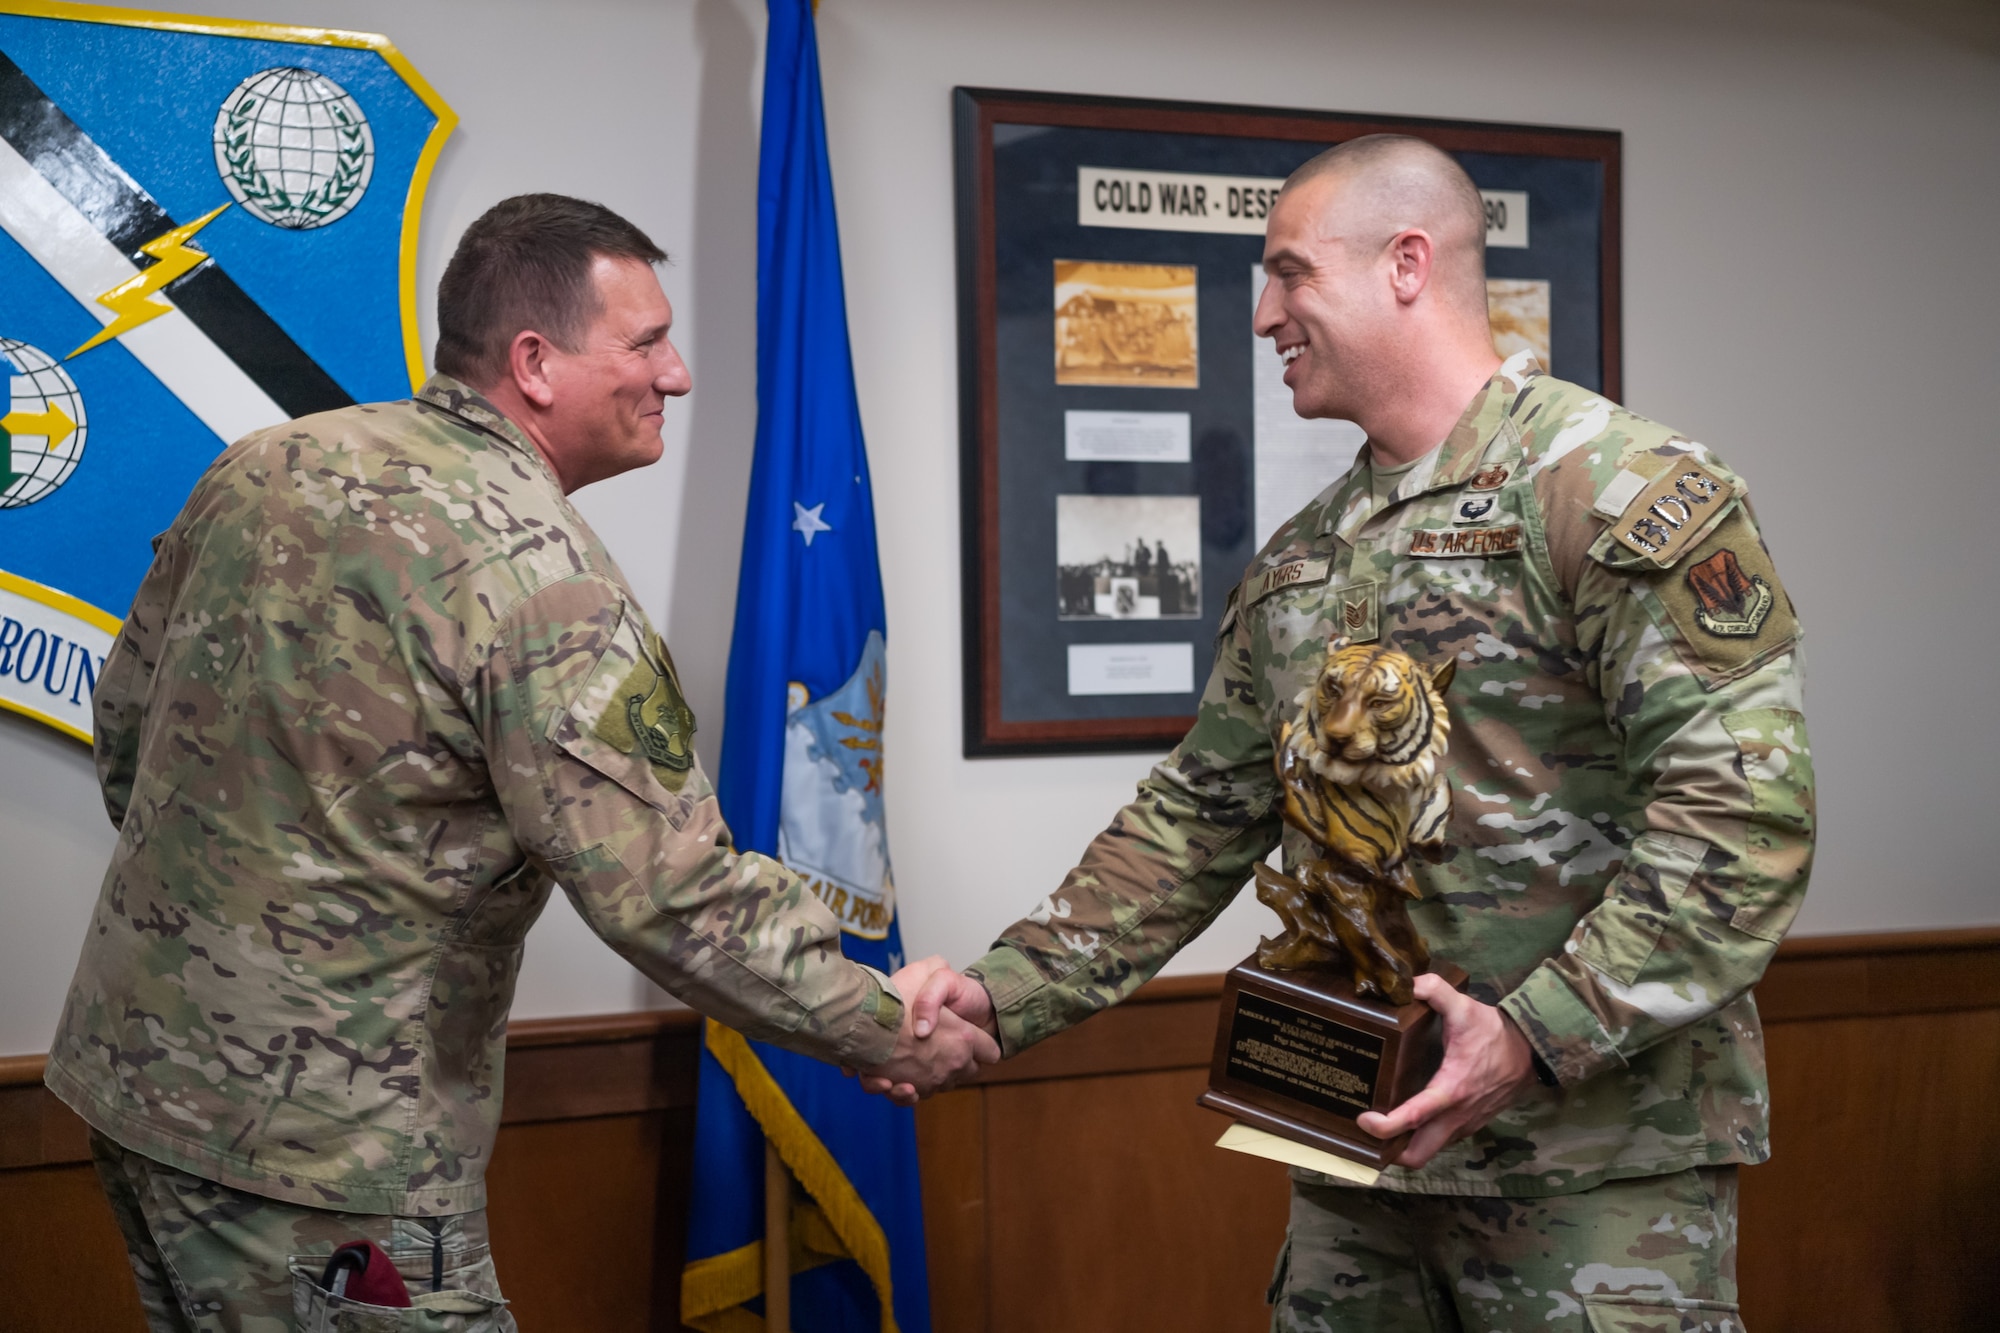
[67,203,231,359]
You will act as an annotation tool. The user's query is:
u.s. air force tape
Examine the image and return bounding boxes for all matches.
[1407,525,1523,558]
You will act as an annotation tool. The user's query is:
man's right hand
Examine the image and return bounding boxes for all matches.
[854,961,1000,1104]
[908,964,997,1042]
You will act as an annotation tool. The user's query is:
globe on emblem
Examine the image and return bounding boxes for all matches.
[0,338,89,509]
[212,66,376,229]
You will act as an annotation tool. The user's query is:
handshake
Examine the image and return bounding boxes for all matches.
[849,956,1003,1106]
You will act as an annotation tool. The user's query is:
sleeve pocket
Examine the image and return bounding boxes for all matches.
[1722,707,1813,943]
[1577,831,1707,986]
[548,601,700,826]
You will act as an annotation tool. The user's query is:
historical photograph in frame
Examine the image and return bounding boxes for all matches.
[1056,493,1203,621]
[956,87,1622,755]
[1054,260,1201,388]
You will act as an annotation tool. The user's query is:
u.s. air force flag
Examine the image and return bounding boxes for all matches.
[0,3,450,742]
[680,2,928,1330]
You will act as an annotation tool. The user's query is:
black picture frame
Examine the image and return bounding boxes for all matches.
[955,87,1621,757]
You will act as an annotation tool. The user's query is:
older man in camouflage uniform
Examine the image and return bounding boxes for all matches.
[48,194,994,1331]
[908,138,1811,1332]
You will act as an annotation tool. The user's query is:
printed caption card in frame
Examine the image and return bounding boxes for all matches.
[954,87,1620,755]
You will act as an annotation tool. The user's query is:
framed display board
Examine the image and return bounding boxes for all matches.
[954,88,1620,756]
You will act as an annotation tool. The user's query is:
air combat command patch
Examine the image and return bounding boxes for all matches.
[1649,510,1797,681]
[594,633,697,789]
[1687,548,1773,638]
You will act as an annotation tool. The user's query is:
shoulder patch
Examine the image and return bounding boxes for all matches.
[593,632,697,791]
[1608,460,1736,567]
[1647,510,1797,682]
[1248,556,1331,605]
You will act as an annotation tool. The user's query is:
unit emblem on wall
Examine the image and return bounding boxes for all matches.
[0,3,453,742]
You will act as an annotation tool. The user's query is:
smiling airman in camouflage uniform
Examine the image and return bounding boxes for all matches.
[944,128,1814,1333]
[51,371,911,1329]
[45,196,934,1332]
[968,346,1810,1331]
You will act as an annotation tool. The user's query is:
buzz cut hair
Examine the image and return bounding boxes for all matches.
[434,193,667,388]
[1280,134,1488,268]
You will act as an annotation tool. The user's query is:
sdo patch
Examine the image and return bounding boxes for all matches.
[1606,459,1736,567]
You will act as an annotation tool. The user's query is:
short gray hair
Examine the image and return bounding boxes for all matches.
[435,193,667,387]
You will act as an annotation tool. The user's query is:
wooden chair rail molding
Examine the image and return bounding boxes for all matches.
[4,925,1997,1332]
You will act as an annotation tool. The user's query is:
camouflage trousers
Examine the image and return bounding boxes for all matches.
[90,1132,515,1332]
[1269,1166,1742,1333]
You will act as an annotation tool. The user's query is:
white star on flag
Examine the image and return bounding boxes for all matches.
[792,501,832,547]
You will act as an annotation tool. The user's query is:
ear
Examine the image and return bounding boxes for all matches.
[1386,228,1435,307]
[506,328,558,409]
[1429,657,1455,695]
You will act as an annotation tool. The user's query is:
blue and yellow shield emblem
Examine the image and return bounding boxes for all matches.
[0,1,452,741]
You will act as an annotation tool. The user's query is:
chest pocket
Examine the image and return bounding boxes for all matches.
[1244,558,1352,734]
[1395,480,1532,617]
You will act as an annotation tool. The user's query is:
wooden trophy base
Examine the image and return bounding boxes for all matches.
[1197,955,1469,1170]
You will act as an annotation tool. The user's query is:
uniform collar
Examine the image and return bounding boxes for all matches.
[415,374,561,482]
[1409,350,1544,494]
[1324,351,1544,542]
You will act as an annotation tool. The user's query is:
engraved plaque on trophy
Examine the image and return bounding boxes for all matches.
[1201,957,1468,1168]
[1198,640,1468,1170]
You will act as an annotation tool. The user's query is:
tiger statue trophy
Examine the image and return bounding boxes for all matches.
[1253,639,1455,1007]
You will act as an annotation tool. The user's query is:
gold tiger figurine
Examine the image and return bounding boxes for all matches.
[1253,639,1455,1006]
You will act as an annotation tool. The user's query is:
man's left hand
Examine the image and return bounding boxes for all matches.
[847,957,1000,1106]
[1355,972,1538,1169]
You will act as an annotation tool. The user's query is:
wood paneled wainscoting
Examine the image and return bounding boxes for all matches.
[3,928,1995,1331]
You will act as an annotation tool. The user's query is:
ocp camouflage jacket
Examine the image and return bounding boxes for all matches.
[47,377,902,1215]
[967,354,1814,1196]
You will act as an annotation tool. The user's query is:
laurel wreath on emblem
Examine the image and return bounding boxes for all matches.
[218,93,369,227]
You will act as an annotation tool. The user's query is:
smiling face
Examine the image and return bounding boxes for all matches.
[537,255,691,489]
[1253,172,1398,423]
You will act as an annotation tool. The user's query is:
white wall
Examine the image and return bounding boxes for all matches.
[3,0,1996,1054]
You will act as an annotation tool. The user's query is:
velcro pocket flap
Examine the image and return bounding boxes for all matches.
[550,603,698,818]
[1578,830,1707,985]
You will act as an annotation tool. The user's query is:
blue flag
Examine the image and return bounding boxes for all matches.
[680,3,928,1330]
